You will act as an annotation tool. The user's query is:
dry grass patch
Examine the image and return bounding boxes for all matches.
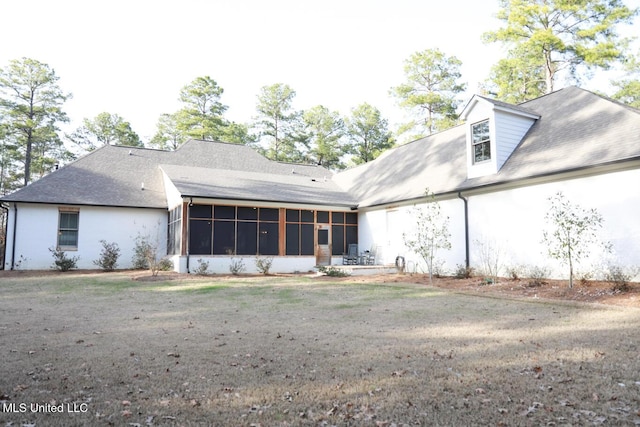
[0,272,639,426]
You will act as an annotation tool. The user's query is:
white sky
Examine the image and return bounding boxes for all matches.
[2,0,639,142]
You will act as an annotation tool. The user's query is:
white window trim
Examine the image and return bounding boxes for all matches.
[471,119,491,164]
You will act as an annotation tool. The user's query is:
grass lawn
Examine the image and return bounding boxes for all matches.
[1,272,639,426]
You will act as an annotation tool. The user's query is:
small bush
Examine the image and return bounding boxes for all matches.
[193,258,210,275]
[49,247,79,272]
[604,264,639,293]
[132,233,171,276]
[317,265,350,277]
[93,240,120,271]
[155,258,173,275]
[132,234,153,270]
[229,257,246,275]
[505,264,526,281]
[526,265,550,287]
[454,264,474,279]
[576,270,593,286]
[255,256,274,275]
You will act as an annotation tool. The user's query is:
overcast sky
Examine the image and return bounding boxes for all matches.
[2,0,639,142]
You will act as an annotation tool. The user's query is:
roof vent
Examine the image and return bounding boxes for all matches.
[129,150,132,156]
[141,182,145,191]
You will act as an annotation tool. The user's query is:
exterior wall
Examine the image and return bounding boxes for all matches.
[360,167,640,280]
[359,197,467,274]
[466,168,640,279]
[4,203,167,270]
[173,255,334,274]
[161,170,183,209]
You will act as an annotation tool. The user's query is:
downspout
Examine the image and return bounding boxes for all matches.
[10,203,17,270]
[0,203,8,270]
[185,201,191,273]
[457,192,469,269]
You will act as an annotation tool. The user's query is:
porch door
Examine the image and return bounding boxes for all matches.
[315,224,331,266]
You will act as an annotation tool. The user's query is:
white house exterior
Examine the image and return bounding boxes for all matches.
[2,87,640,278]
[4,204,167,270]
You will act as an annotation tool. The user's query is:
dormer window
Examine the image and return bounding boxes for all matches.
[471,120,491,163]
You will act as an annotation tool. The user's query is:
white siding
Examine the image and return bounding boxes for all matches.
[494,111,536,169]
[4,204,167,270]
[162,169,184,209]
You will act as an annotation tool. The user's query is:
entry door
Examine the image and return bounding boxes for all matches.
[315,225,331,266]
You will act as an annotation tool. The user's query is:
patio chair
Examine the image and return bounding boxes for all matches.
[362,247,377,265]
[342,244,358,265]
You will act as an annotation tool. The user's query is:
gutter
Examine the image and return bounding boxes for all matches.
[357,156,640,210]
[457,193,470,269]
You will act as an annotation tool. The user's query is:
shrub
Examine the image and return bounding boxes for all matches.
[132,234,153,270]
[132,233,172,276]
[402,190,452,284]
[318,265,350,277]
[255,256,274,275]
[526,265,550,287]
[454,264,474,279]
[93,240,120,271]
[193,258,210,275]
[154,258,173,275]
[475,237,503,284]
[542,191,610,288]
[505,264,526,281]
[49,247,79,272]
[604,264,639,293]
[229,257,246,275]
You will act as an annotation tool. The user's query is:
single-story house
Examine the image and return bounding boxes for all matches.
[2,86,639,277]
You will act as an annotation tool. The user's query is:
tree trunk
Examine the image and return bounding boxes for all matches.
[543,49,554,94]
[24,129,33,186]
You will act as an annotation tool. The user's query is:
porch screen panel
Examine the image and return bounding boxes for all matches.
[331,225,344,255]
[285,209,314,256]
[300,224,314,255]
[346,224,358,247]
[259,222,279,255]
[285,223,299,255]
[237,221,257,255]
[189,219,212,255]
[213,221,235,254]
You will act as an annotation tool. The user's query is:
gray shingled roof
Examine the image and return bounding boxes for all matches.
[1,140,352,208]
[3,87,638,210]
[334,86,640,207]
[0,146,170,208]
[161,164,356,206]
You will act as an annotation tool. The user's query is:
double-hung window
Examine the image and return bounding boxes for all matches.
[58,209,79,250]
[471,120,491,163]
